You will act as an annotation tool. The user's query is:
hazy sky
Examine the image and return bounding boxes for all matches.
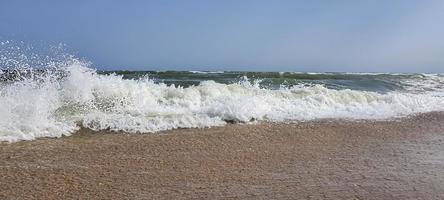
[1,0,444,72]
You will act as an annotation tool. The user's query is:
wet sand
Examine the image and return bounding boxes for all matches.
[1,113,444,199]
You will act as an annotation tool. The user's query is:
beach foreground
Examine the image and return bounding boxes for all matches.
[1,113,444,199]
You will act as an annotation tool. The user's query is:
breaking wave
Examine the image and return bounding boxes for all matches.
[1,54,444,142]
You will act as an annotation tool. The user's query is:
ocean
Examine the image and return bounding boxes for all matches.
[1,58,444,142]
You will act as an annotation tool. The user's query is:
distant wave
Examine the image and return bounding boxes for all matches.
[188,70,225,74]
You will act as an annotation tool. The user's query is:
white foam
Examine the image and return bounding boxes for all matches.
[188,70,224,74]
[1,60,444,142]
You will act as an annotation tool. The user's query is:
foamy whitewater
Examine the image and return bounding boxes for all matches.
[1,57,444,142]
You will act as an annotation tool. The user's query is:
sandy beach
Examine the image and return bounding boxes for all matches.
[1,112,444,199]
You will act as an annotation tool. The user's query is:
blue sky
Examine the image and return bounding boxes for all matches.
[1,0,444,72]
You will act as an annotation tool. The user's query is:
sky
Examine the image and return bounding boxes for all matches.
[1,0,444,72]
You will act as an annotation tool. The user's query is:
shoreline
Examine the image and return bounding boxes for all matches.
[1,112,444,199]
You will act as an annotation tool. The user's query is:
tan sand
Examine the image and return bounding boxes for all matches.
[1,112,444,199]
